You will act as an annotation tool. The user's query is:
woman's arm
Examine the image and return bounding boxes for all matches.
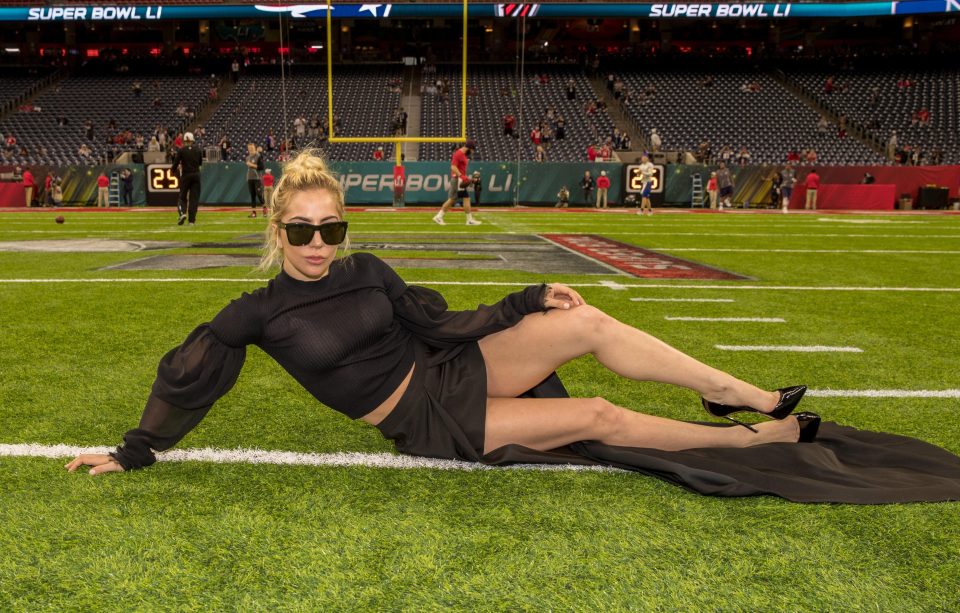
[394,282,584,348]
[67,295,260,476]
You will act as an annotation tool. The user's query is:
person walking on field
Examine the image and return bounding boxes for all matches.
[804,169,820,210]
[433,140,481,226]
[595,171,610,208]
[716,162,735,209]
[96,172,110,208]
[245,143,263,218]
[780,165,796,213]
[22,165,36,208]
[171,132,203,225]
[636,155,656,216]
[120,168,134,206]
[580,171,595,206]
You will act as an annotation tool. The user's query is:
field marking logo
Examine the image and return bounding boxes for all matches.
[541,234,750,280]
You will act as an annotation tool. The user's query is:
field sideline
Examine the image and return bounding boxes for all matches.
[1,208,959,611]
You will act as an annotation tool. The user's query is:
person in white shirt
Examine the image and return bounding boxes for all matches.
[636,155,655,216]
[649,128,662,152]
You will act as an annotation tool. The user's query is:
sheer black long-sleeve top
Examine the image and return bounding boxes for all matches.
[110,252,547,470]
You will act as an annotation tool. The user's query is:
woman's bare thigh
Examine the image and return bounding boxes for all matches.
[483,396,610,454]
[479,308,598,398]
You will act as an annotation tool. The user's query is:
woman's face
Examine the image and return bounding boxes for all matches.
[277,188,343,282]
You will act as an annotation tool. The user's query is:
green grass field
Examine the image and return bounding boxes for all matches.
[2,208,959,611]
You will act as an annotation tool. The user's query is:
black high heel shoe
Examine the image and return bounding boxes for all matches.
[796,412,821,443]
[701,385,807,432]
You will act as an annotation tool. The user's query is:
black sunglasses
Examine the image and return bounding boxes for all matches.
[278,221,348,247]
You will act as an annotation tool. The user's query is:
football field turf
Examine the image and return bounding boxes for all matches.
[1,208,959,610]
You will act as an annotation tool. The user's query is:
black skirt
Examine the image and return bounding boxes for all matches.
[377,339,960,504]
[376,339,488,462]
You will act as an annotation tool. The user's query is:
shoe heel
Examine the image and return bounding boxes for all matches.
[796,412,821,443]
[721,415,758,433]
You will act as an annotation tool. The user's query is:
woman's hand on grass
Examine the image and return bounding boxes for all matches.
[65,454,124,476]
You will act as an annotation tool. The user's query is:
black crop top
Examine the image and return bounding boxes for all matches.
[110,252,547,470]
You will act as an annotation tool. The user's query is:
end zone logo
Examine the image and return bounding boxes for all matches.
[541,234,750,280]
[497,4,541,17]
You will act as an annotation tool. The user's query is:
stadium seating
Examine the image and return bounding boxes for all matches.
[203,65,403,161]
[1,61,955,167]
[0,76,41,111]
[0,74,209,165]
[617,71,887,166]
[788,71,959,164]
[418,65,617,162]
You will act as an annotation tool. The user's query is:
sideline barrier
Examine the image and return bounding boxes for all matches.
[200,161,623,207]
[0,164,146,207]
[666,164,960,209]
[3,162,957,209]
[0,182,26,207]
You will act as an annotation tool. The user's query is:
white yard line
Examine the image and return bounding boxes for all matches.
[666,317,785,322]
[807,389,960,398]
[599,280,630,290]
[603,232,960,239]
[632,298,735,303]
[0,278,273,283]
[715,345,863,352]
[3,279,959,293]
[649,248,960,255]
[0,443,614,472]
[3,229,960,238]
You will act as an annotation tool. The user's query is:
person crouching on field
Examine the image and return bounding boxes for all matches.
[471,171,482,206]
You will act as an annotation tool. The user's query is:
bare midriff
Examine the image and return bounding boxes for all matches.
[359,363,415,426]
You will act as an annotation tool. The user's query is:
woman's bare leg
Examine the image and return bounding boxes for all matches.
[483,396,799,454]
[478,306,779,411]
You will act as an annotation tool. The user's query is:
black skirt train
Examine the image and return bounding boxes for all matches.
[377,339,960,504]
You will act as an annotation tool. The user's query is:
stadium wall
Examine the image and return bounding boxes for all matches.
[3,163,958,209]
[667,165,960,209]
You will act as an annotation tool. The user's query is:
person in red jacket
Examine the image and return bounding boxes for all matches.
[588,143,600,163]
[433,139,481,226]
[595,170,611,208]
[22,166,36,208]
[502,113,516,137]
[43,172,54,207]
[261,168,275,215]
[804,169,821,210]
[706,171,719,210]
[97,172,110,208]
[372,147,384,161]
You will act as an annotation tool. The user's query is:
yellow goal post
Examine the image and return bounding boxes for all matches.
[325,0,469,164]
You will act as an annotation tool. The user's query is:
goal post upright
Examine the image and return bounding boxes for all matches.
[324,0,469,146]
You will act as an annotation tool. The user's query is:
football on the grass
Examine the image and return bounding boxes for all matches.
[55,216,65,224]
